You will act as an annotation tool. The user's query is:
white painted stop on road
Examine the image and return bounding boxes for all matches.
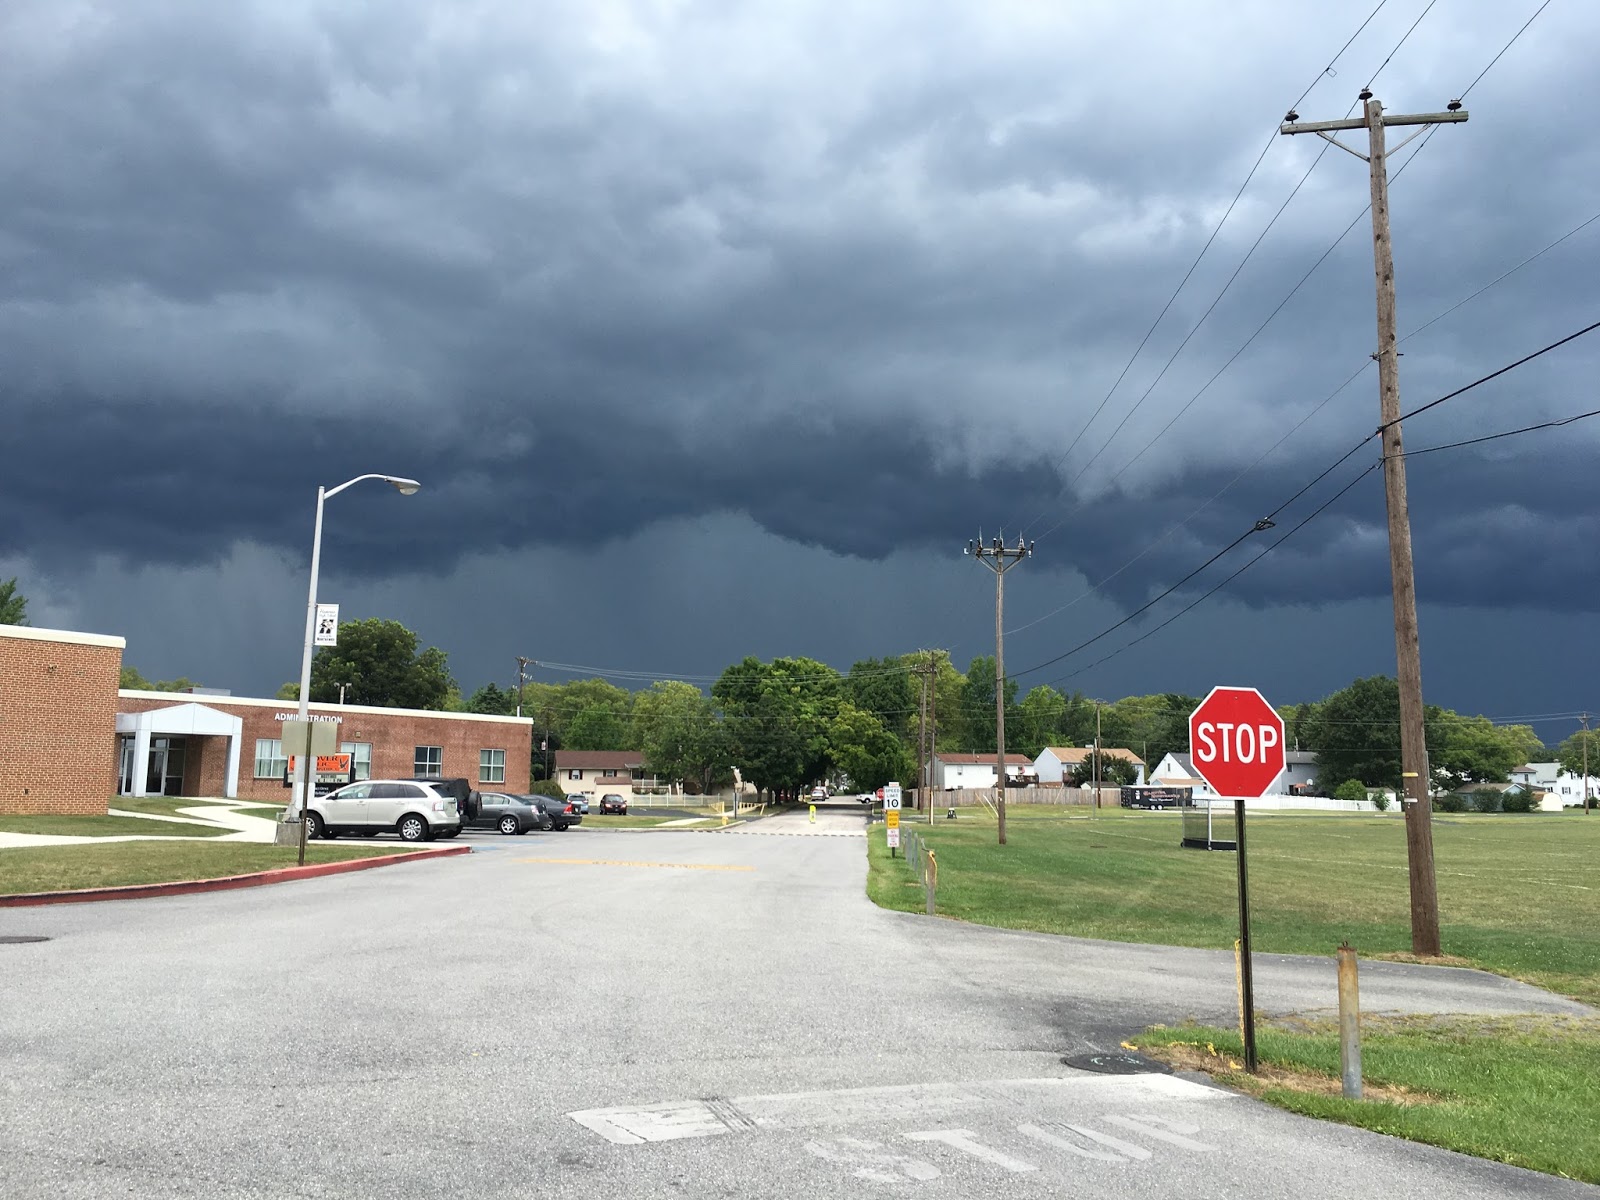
[1187,686,1285,798]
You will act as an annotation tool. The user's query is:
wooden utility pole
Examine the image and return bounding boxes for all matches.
[515,655,535,718]
[916,664,929,813]
[966,535,1033,845]
[1281,94,1467,957]
[927,652,939,824]
[1583,713,1591,816]
[1093,700,1103,806]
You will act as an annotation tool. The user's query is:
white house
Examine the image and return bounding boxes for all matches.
[1032,746,1146,786]
[933,753,1033,790]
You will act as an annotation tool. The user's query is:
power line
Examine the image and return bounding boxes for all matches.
[1385,318,1600,428]
[1396,403,1600,459]
[1017,3,1389,535]
[1363,0,1439,91]
[1460,0,1555,99]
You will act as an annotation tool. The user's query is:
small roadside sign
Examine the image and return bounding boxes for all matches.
[886,809,900,829]
[884,782,902,809]
[886,826,901,850]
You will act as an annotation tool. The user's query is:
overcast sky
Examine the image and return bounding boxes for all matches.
[3,0,1596,741]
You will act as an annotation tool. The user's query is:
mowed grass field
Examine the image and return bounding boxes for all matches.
[868,807,1600,1005]
[0,841,420,895]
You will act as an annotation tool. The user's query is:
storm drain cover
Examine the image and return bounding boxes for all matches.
[1061,1051,1171,1075]
[0,935,52,944]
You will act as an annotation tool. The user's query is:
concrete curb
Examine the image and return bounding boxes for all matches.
[0,844,472,907]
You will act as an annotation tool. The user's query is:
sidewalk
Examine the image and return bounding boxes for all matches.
[0,800,280,849]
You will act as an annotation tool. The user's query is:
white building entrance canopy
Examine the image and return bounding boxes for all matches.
[115,703,243,799]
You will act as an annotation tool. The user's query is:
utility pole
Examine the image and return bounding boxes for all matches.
[921,668,934,819]
[965,535,1033,845]
[515,656,535,718]
[1093,700,1102,808]
[1281,93,1466,959]
[1583,713,1591,816]
[927,654,936,825]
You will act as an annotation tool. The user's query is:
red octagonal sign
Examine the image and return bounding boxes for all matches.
[1188,686,1285,799]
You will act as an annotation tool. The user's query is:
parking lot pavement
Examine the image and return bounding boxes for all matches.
[0,829,1590,1199]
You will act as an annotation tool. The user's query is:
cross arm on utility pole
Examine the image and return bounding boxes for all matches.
[1279,110,1467,135]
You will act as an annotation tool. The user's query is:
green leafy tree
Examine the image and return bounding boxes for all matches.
[1557,730,1600,780]
[957,655,1019,753]
[1100,693,1198,770]
[1014,685,1067,760]
[846,656,918,742]
[0,577,29,626]
[565,705,632,751]
[828,703,912,791]
[1068,755,1138,787]
[274,682,299,701]
[713,656,843,796]
[632,681,730,794]
[1334,779,1370,804]
[120,666,201,692]
[1307,676,1403,788]
[309,618,453,710]
[466,683,518,716]
[1426,713,1541,790]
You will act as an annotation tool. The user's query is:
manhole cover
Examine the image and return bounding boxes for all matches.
[1061,1052,1171,1075]
[0,935,51,945]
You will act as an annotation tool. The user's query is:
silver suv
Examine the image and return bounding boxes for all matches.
[306,780,463,843]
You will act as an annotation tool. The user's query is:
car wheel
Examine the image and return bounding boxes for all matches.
[498,815,520,836]
[397,814,430,843]
[305,812,325,840]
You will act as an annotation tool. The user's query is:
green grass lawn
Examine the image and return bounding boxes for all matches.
[1132,1016,1600,1185]
[0,840,419,895]
[868,808,1600,1005]
[109,796,233,819]
[0,812,228,839]
[579,814,716,829]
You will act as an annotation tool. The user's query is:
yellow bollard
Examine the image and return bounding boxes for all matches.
[808,804,816,823]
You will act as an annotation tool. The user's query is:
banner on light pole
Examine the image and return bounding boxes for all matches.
[314,603,340,646]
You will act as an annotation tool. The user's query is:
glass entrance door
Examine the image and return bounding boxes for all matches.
[119,737,136,796]
[143,737,189,797]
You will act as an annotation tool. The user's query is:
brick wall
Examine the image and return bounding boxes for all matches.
[117,694,532,800]
[0,629,123,816]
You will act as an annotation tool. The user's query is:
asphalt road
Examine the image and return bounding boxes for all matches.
[2,811,1593,1199]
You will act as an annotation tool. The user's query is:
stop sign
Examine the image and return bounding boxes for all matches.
[1188,686,1285,798]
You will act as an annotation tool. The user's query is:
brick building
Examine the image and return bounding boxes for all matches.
[1,624,533,814]
[0,626,126,816]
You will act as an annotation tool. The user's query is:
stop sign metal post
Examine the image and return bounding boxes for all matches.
[1189,686,1286,1074]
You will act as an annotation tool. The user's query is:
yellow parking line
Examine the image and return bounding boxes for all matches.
[513,858,755,872]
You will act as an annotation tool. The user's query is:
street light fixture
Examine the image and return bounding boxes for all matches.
[289,474,420,822]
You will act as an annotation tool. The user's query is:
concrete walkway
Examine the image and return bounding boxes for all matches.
[0,800,280,849]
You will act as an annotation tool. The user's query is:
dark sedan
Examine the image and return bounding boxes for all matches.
[532,795,583,830]
[471,792,549,835]
[598,793,628,815]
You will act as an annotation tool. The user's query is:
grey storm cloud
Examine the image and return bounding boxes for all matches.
[2,0,1598,709]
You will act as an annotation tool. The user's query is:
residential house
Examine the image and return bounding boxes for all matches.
[933,752,1034,790]
[553,750,664,798]
[1032,746,1146,786]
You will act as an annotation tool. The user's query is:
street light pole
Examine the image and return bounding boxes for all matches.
[288,473,420,825]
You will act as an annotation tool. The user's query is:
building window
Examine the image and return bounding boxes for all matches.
[568,769,582,781]
[480,749,506,784]
[602,768,619,778]
[414,746,443,776]
[341,742,372,782]
[254,739,287,779]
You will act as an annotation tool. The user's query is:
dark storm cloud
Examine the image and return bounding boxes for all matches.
[3,0,1598,697]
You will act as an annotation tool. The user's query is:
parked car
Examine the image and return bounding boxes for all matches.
[569,793,591,815]
[414,776,481,823]
[533,795,583,830]
[472,792,547,835]
[306,779,463,843]
[810,786,827,801]
[599,793,628,815]
[858,793,874,805]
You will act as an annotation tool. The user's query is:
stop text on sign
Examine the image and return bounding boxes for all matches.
[1193,720,1279,765]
